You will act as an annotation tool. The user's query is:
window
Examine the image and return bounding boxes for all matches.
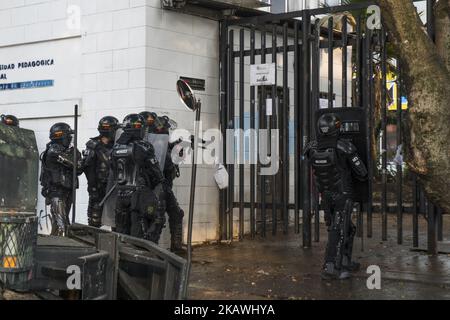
[270,0,286,13]
[269,0,343,13]
[286,0,341,11]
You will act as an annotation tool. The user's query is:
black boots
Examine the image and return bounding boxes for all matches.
[321,263,352,281]
[342,256,361,272]
[170,223,186,255]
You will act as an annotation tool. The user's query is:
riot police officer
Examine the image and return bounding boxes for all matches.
[82,116,119,228]
[1,114,19,127]
[140,111,185,253]
[40,123,82,236]
[304,114,368,280]
[111,114,166,243]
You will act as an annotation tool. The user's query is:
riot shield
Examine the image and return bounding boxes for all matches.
[0,124,39,213]
[101,128,124,227]
[146,133,169,171]
[315,107,369,203]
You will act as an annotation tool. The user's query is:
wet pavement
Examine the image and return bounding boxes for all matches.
[189,215,450,300]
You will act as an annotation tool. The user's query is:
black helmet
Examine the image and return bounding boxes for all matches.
[156,116,170,134]
[317,113,341,137]
[50,122,74,147]
[122,114,146,139]
[1,115,19,127]
[139,111,160,133]
[98,116,119,139]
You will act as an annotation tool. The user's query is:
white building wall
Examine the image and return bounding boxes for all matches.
[0,0,220,246]
[0,0,368,244]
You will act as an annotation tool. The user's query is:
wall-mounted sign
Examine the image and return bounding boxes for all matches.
[250,63,276,86]
[0,80,54,91]
[319,92,336,109]
[180,76,206,91]
[0,59,55,83]
[0,37,80,109]
[266,98,273,116]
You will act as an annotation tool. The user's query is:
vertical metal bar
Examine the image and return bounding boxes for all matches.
[342,15,348,108]
[228,29,235,241]
[426,0,438,255]
[282,22,289,235]
[271,25,278,236]
[239,29,245,241]
[250,27,256,239]
[363,28,373,240]
[184,105,202,300]
[380,27,388,241]
[219,21,228,241]
[396,63,403,245]
[328,17,334,109]
[437,207,443,242]
[355,15,362,108]
[427,201,438,255]
[71,104,78,224]
[261,30,267,238]
[427,0,436,42]
[412,175,419,247]
[302,11,312,248]
[419,185,426,214]
[312,19,321,242]
[294,21,301,235]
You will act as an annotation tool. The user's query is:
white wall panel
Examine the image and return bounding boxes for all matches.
[0,0,221,242]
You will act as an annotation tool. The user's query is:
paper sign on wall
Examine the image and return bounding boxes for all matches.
[250,63,276,86]
[266,98,273,116]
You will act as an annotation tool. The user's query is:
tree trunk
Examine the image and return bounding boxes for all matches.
[373,68,382,175]
[376,0,450,212]
[435,0,450,72]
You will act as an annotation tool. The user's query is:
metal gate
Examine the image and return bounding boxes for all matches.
[218,2,446,254]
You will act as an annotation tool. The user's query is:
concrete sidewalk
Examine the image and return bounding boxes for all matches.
[189,215,450,300]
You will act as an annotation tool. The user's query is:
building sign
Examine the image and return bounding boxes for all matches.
[250,63,276,86]
[180,76,206,91]
[0,80,54,91]
[0,37,80,110]
[0,59,55,88]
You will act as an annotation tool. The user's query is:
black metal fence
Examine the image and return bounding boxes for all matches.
[218,2,446,254]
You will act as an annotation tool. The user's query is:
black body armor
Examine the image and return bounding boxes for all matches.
[111,132,166,243]
[82,137,113,227]
[305,114,368,280]
[306,140,367,196]
[40,141,82,236]
[40,142,82,196]
[112,139,164,189]
[140,111,185,252]
[163,145,184,252]
[164,140,182,188]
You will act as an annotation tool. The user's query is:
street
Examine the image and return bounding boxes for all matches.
[190,215,450,300]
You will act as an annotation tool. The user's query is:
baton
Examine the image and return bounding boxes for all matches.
[99,183,118,207]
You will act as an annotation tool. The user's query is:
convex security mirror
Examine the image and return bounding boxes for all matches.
[176,79,199,112]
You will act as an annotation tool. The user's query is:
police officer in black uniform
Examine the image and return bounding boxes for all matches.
[304,114,368,280]
[1,114,19,127]
[111,114,166,243]
[82,116,119,228]
[140,112,185,253]
[40,123,82,236]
